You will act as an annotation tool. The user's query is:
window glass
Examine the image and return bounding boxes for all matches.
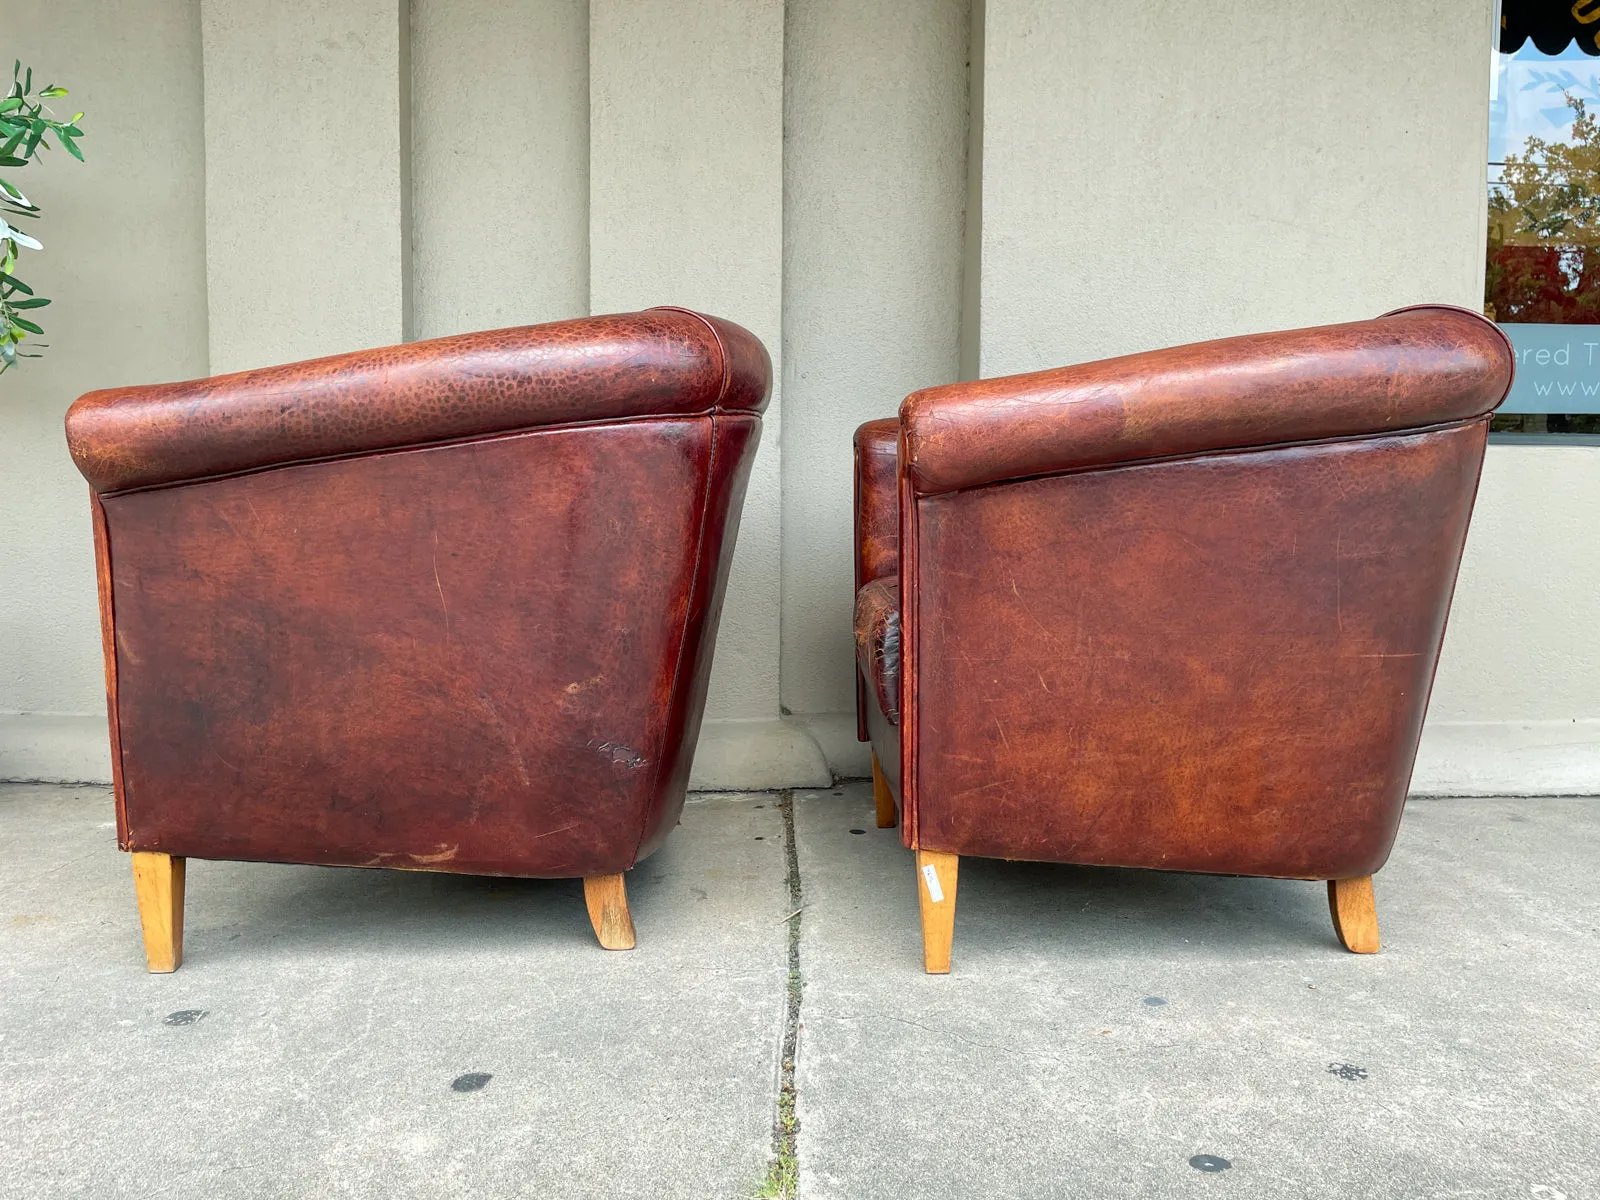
[1489,7,1600,434]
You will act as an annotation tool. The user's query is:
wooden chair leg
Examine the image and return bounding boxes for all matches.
[1328,875,1380,954]
[915,849,959,974]
[872,752,898,829]
[583,873,637,950]
[131,851,186,973]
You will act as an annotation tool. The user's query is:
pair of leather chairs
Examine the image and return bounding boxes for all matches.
[65,305,1512,974]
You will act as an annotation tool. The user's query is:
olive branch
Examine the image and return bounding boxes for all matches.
[1,59,86,373]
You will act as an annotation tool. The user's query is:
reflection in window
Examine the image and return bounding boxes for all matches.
[1489,3,1600,434]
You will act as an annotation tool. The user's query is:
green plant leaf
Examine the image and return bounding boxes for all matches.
[0,272,35,294]
[39,86,65,98]
[11,315,43,334]
[61,136,83,162]
[10,296,48,308]
[0,98,20,114]
[0,179,37,207]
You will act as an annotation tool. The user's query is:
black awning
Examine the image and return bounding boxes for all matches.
[1503,1,1600,56]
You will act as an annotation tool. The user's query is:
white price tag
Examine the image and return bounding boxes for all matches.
[921,863,944,903]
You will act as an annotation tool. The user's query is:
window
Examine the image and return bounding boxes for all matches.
[1489,1,1600,434]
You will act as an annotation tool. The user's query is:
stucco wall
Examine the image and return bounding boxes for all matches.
[201,0,411,371]
[0,0,208,780]
[977,0,1600,793]
[589,0,785,725]
[4,0,1598,794]
[411,0,589,338]
[779,0,970,769]
[1418,446,1600,792]
[979,0,1491,373]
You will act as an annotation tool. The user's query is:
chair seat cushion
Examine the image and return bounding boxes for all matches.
[854,577,901,725]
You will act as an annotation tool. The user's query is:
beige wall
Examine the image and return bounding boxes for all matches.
[0,0,208,779]
[588,0,829,786]
[1419,447,1600,793]
[202,0,412,371]
[5,0,1598,795]
[979,0,1491,373]
[977,0,1600,794]
[588,0,785,722]
[411,0,589,337]
[779,0,970,770]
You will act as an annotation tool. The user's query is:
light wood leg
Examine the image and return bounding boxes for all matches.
[872,752,898,829]
[583,873,637,950]
[131,851,185,973]
[915,849,959,974]
[1328,875,1380,954]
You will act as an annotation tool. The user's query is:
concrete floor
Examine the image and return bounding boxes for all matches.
[2,783,1598,1198]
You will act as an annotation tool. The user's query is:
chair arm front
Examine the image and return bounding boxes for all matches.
[65,307,769,493]
[899,305,1513,497]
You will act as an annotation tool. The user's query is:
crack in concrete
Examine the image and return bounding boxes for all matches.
[758,791,803,1198]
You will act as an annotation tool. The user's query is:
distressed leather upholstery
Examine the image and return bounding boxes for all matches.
[67,308,768,887]
[852,418,901,740]
[856,306,1512,933]
[853,577,900,725]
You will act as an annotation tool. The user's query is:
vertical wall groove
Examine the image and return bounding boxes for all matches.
[779,0,970,725]
[398,0,414,342]
[410,0,589,339]
[959,0,985,382]
[202,0,410,372]
[590,0,785,724]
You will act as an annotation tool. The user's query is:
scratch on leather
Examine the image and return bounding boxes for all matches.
[410,843,459,864]
[591,740,648,770]
[430,531,451,637]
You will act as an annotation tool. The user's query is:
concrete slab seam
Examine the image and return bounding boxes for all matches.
[757,790,804,1198]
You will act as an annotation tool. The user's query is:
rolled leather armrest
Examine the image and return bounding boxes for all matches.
[65,307,770,493]
[899,305,1514,497]
[853,417,900,586]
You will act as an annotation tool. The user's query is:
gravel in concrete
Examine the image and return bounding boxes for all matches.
[793,786,1600,1199]
[0,785,789,1199]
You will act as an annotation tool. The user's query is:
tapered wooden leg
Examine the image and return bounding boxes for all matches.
[872,752,898,829]
[583,873,637,950]
[131,852,185,973]
[1328,875,1380,954]
[915,849,959,974]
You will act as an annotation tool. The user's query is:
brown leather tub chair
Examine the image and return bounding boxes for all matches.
[65,308,768,971]
[854,305,1513,973]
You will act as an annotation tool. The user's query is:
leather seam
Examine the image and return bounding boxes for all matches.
[633,411,720,866]
[914,415,1492,499]
[1380,303,1518,395]
[854,437,869,741]
[91,495,131,849]
[899,430,919,850]
[650,305,733,407]
[96,410,724,498]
